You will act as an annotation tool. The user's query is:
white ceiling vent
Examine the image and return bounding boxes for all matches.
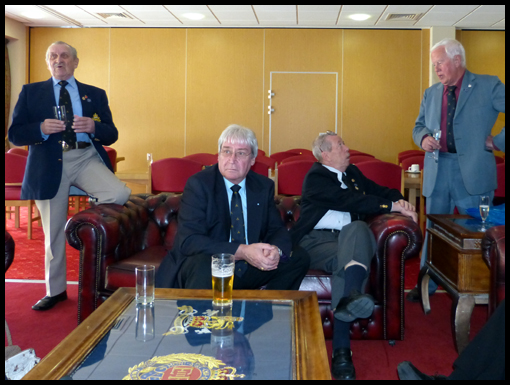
[97,12,133,20]
[385,13,424,22]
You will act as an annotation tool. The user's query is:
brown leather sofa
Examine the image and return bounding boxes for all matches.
[482,225,505,316]
[66,193,423,343]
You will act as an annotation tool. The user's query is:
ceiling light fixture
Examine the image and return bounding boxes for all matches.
[182,13,205,21]
[349,14,371,21]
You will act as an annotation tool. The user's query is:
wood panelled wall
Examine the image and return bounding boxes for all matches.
[29,28,505,170]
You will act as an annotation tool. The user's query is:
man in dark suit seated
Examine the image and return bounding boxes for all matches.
[156,124,309,291]
[8,41,131,311]
[291,131,417,380]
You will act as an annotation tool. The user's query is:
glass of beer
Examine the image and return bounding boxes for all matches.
[211,253,235,306]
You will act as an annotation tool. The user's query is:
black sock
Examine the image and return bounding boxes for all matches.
[343,264,367,296]
[333,318,351,352]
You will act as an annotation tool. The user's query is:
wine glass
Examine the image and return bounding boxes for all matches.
[479,195,490,230]
[432,129,441,163]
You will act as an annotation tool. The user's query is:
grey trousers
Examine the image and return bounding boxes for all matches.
[36,146,131,296]
[298,221,376,310]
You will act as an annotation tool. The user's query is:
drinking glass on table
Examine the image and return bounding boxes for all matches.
[432,129,441,163]
[211,253,235,307]
[479,195,490,229]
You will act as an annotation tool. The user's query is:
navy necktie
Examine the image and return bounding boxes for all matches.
[230,185,246,244]
[230,185,249,277]
[58,80,76,147]
[446,85,457,153]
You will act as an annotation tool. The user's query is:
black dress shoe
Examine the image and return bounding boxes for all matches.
[32,291,68,311]
[397,361,448,380]
[334,290,375,322]
[331,348,356,380]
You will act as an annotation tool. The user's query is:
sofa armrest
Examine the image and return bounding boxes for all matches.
[65,198,147,323]
[365,213,423,340]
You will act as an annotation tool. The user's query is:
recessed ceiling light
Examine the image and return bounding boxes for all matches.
[21,10,47,20]
[182,13,205,21]
[349,14,371,21]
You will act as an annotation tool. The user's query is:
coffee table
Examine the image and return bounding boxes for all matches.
[23,288,330,380]
[418,214,492,353]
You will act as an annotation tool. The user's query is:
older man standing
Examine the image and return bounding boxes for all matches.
[8,41,131,310]
[408,38,505,300]
[291,131,417,380]
[156,124,309,292]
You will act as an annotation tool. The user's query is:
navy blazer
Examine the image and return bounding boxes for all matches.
[8,78,118,200]
[156,164,291,288]
[291,162,404,246]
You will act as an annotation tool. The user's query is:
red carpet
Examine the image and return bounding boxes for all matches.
[5,207,80,281]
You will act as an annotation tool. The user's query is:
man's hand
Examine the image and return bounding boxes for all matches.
[235,243,280,271]
[421,135,441,152]
[41,119,65,135]
[392,200,418,223]
[72,115,95,134]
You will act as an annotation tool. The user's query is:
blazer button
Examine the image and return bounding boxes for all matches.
[58,140,62,144]
[58,158,62,162]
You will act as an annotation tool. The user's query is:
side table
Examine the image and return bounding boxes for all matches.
[418,214,491,353]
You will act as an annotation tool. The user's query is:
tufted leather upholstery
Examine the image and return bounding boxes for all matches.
[66,193,423,342]
[482,225,505,316]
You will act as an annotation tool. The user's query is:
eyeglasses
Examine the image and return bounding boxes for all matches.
[219,149,252,160]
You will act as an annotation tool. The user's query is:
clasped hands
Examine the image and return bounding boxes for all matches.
[235,243,280,272]
[41,115,95,135]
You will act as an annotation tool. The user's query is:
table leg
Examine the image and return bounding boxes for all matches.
[417,266,431,314]
[451,294,475,354]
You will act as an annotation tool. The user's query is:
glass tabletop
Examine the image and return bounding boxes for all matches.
[71,298,294,380]
[447,217,498,233]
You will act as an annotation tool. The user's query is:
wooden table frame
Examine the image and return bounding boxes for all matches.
[418,214,489,354]
[23,288,330,380]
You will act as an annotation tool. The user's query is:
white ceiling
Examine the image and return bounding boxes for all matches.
[4,5,506,29]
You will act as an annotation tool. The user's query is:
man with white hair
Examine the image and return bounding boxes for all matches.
[9,41,131,310]
[409,38,505,300]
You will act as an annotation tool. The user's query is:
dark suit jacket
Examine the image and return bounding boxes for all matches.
[291,162,404,245]
[8,78,117,200]
[156,164,291,288]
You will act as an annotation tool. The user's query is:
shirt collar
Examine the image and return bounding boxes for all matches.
[321,163,345,180]
[223,177,247,192]
[443,70,465,94]
[52,75,77,89]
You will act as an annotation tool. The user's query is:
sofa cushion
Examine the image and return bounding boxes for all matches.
[105,245,168,291]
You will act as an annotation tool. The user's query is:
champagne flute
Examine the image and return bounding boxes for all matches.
[432,129,441,163]
[479,195,490,230]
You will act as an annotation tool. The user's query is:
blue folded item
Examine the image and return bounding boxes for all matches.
[466,203,505,225]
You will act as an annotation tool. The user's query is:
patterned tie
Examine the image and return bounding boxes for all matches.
[230,185,248,277]
[446,85,457,153]
[230,185,246,244]
[58,80,76,147]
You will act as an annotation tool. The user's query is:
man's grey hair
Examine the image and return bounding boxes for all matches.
[312,130,337,163]
[46,41,78,62]
[218,124,258,158]
[431,38,466,68]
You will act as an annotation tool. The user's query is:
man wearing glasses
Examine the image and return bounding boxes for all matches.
[156,124,309,291]
[291,131,417,380]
